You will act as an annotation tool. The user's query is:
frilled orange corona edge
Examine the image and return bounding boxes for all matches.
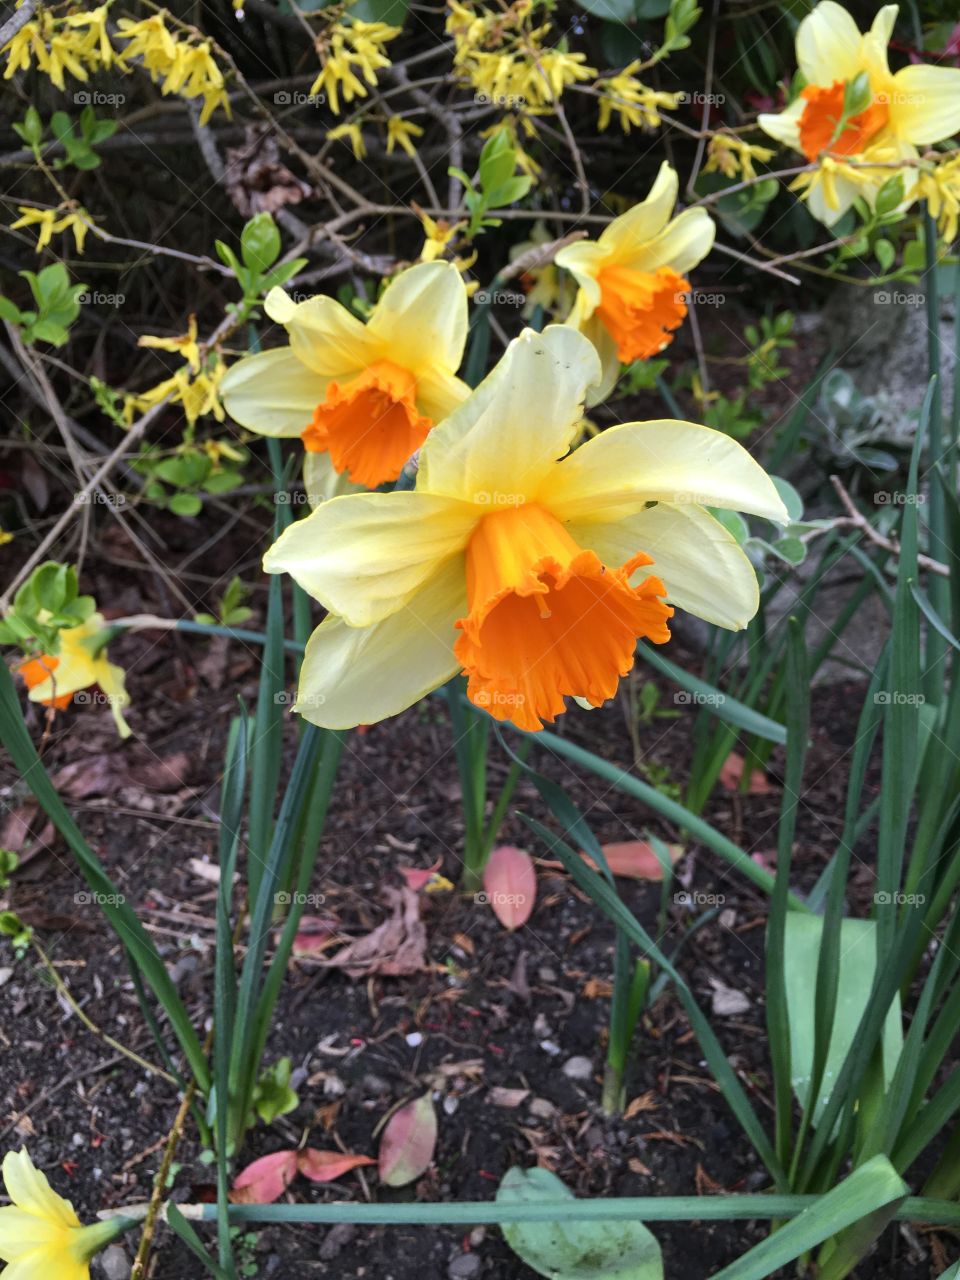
[798,80,889,162]
[454,502,673,732]
[301,359,432,488]
[19,656,71,709]
[595,264,690,364]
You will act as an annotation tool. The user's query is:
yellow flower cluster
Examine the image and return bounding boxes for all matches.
[446,0,595,112]
[115,14,230,125]
[127,319,226,426]
[2,6,230,126]
[596,64,682,133]
[309,20,400,115]
[3,4,116,90]
[10,204,92,254]
[703,134,776,183]
[913,153,960,246]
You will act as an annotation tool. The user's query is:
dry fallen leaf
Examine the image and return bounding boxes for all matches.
[483,845,536,929]
[378,1094,437,1187]
[624,1092,659,1119]
[718,752,773,795]
[298,1149,375,1183]
[230,1151,298,1204]
[708,976,751,1017]
[325,885,426,978]
[225,126,312,217]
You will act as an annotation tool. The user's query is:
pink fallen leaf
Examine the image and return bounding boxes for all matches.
[399,858,443,892]
[719,752,773,795]
[292,916,338,957]
[582,841,684,880]
[379,1093,437,1187]
[482,845,536,929]
[230,1150,298,1204]
[297,1148,376,1182]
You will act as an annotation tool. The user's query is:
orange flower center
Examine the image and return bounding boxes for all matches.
[301,359,431,489]
[454,502,672,732]
[798,81,889,162]
[595,264,691,364]
[18,655,72,709]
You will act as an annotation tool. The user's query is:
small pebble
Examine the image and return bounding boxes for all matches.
[97,1244,131,1280]
[539,1039,561,1056]
[538,966,557,982]
[0,968,12,987]
[528,1097,556,1118]
[406,1031,423,1047]
[443,1095,459,1116]
[562,1056,593,1081]
[448,1254,481,1279]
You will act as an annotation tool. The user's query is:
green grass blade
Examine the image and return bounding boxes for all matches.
[521,723,808,908]
[712,1157,907,1280]
[247,439,290,906]
[166,1205,232,1280]
[636,641,786,743]
[213,714,247,1274]
[766,619,809,1168]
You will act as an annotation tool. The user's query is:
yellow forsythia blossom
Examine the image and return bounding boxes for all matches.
[10,205,91,254]
[328,121,367,161]
[703,134,776,182]
[447,0,595,111]
[386,116,424,158]
[310,20,400,115]
[913,152,960,245]
[114,14,231,124]
[596,64,682,133]
[138,316,202,374]
[263,327,787,732]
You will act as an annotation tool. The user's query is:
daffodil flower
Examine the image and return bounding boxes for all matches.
[0,1148,127,1278]
[263,326,787,733]
[758,2,960,225]
[221,261,470,500]
[20,613,132,738]
[555,162,715,402]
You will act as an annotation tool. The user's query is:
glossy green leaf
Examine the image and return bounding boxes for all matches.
[498,1167,663,1279]
[785,915,902,1127]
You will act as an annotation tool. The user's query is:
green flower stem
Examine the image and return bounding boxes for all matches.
[183,1196,960,1228]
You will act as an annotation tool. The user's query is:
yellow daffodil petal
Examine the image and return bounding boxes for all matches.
[579,309,621,406]
[758,98,805,151]
[365,261,469,377]
[624,206,716,276]
[264,491,477,626]
[221,348,329,436]
[890,65,960,145]
[553,241,604,312]
[413,367,471,425]
[547,420,789,525]
[417,325,601,505]
[295,557,466,728]
[96,661,132,739]
[796,0,864,85]
[568,502,759,630]
[302,450,363,508]
[264,287,374,376]
[596,161,678,257]
[2,1150,81,1232]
